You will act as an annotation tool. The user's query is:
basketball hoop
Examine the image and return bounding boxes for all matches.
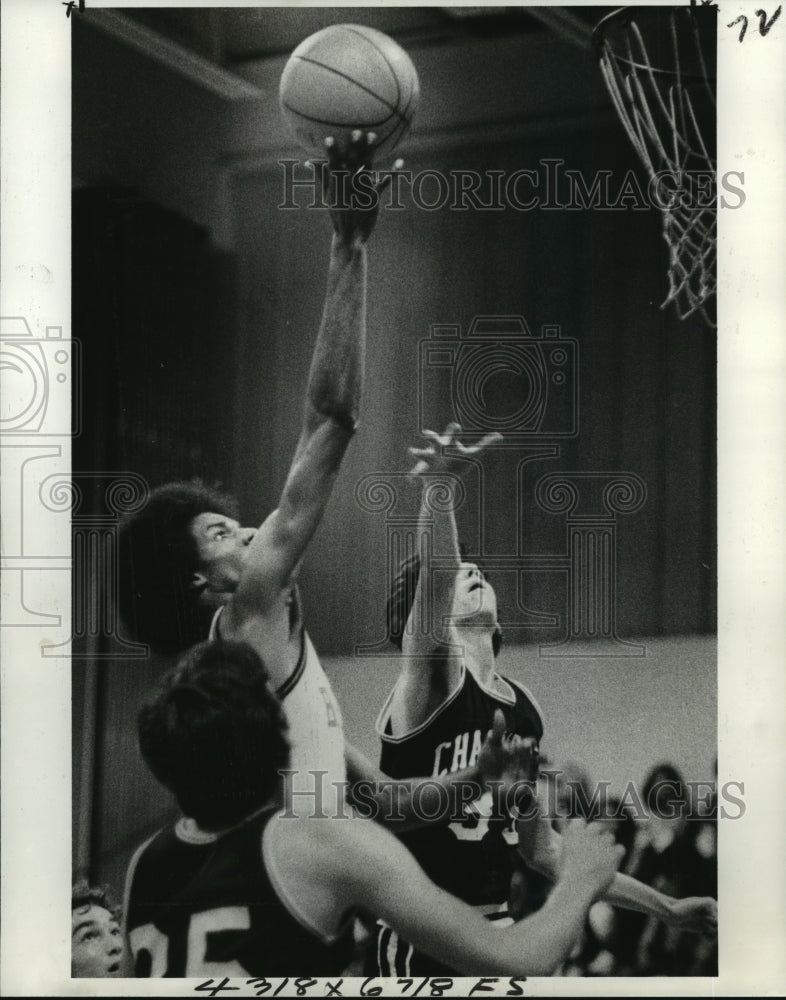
[594,6,717,326]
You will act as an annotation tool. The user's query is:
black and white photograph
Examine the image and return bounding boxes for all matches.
[0,1,784,995]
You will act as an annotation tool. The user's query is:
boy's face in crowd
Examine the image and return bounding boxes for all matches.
[71,903,124,977]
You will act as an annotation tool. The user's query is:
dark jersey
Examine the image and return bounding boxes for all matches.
[370,665,544,975]
[125,808,354,977]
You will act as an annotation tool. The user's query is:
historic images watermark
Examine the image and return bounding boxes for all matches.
[279,158,745,213]
[279,768,744,824]
[1,315,150,657]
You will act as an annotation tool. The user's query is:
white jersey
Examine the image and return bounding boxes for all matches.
[209,605,346,815]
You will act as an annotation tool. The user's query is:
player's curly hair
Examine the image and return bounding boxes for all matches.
[71,880,121,922]
[117,481,239,656]
[138,640,290,831]
[386,552,502,656]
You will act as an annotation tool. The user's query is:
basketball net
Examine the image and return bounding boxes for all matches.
[595,7,717,326]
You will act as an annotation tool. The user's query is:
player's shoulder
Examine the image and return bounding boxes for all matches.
[217,591,302,668]
[266,809,382,885]
[504,676,546,733]
[377,663,468,742]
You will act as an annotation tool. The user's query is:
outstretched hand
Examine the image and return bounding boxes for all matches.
[409,422,503,479]
[667,896,718,937]
[311,131,403,247]
[559,818,625,902]
[477,709,540,791]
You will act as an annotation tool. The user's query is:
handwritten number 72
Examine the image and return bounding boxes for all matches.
[728,6,782,41]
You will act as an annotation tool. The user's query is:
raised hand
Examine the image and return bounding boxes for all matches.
[311,131,403,247]
[477,710,539,810]
[558,818,625,902]
[409,422,503,479]
[476,709,506,785]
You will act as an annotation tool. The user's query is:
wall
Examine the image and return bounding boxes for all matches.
[329,636,718,796]
[227,129,716,656]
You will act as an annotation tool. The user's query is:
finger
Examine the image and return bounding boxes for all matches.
[376,157,404,195]
[408,460,429,478]
[408,446,435,458]
[358,131,377,171]
[343,129,367,173]
[443,421,461,443]
[461,432,503,456]
[324,135,342,172]
[420,429,444,443]
[490,708,506,743]
[311,158,329,199]
[476,432,504,450]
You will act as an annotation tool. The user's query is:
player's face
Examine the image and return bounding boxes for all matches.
[451,562,498,622]
[189,512,256,595]
[71,904,124,978]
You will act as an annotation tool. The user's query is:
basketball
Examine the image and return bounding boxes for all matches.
[279,24,420,161]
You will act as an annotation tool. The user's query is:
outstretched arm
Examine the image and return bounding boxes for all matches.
[324,814,623,976]
[517,808,718,936]
[390,424,501,732]
[227,135,398,625]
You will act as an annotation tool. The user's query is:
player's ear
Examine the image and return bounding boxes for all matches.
[190,570,208,591]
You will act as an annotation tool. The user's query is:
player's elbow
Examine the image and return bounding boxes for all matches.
[305,394,359,435]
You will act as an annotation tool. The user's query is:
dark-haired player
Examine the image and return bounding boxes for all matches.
[124,639,624,977]
[370,423,718,975]
[118,134,391,813]
[72,881,124,978]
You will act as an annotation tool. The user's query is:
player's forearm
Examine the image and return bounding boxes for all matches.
[414,477,461,645]
[495,877,597,976]
[603,871,675,920]
[369,766,482,833]
[419,478,461,569]
[522,823,676,921]
[305,235,367,429]
[517,814,561,879]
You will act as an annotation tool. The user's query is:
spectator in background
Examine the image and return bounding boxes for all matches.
[613,762,714,976]
[71,881,124,978]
